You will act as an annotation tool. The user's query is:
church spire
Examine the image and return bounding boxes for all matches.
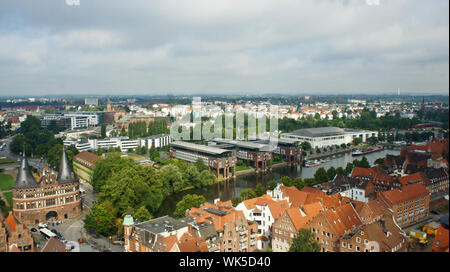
[12,152,39,189]
[56,145,78,184]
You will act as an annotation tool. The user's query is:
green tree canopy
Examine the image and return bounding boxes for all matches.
[289,228,321,252]
[174,194,206,218]
[280,176,293,186]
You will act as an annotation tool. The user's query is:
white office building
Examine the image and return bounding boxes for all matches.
[280,127,378,149]
[64,134,172,152]
[64,113,99,130]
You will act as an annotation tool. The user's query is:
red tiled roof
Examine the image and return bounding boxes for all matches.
[4,212,18,232]
[398,172,427,187]
[380,183,429,205]
[351,167,375,178]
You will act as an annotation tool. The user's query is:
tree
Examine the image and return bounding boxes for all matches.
[268,180,277,191]
[326,167,336,181]
[292,177,305,191]
[232,196,242,207]
[84,202,117,236]
[240,189,257,201]
[199,169,216,187]
[314,167,328,184]
[352,137,362,146]
[174,194,206,217]
[254,184,267,197]
[336,167,345,176]
[280,176,293,186]
[289,228,321,252]
[301,141,312,151]
[195,158,209,172]
[374,158,385,165]
[159,164,185,194]
[46,145,79,169]
[101,123,107,138]
[134,206,152,222]
[344,163,354,176]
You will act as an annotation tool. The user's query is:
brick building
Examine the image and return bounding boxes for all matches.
[170,141,236,179]
[0,212,34,252]
[377,183,430,228]
[339,211,407,252]
[305,203,362,252]
[188,200,258,252]
[12,148,82,225]
[272,202,323,252]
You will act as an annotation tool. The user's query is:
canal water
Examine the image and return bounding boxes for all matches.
[155,149,400,216]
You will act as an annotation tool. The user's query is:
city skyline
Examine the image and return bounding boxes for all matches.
[0,0,448,96]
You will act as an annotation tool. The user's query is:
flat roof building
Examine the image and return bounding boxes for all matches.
[170,141,236,179]
[281,127,378,149]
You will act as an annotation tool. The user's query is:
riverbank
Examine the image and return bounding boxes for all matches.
[234,162,288,177]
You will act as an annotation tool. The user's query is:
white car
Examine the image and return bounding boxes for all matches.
[38,223,48,229]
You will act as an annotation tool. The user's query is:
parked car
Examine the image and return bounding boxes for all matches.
[38,223,48,229]
[431,210,441,215]
[30,228,37,232]
[78,238,85,244]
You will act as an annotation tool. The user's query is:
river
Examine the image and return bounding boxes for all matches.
[155,149,400,216]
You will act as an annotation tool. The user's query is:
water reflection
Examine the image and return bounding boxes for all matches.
[155,149,400,216]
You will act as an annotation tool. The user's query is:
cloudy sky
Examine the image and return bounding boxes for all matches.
[0,0,448,96]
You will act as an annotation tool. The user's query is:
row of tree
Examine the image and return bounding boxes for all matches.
[85,154,217,236]
[9,115,79,168]
[122,119,170,139]
[278,109,422,133]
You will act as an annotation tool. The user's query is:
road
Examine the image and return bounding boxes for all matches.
[0,136,46,171]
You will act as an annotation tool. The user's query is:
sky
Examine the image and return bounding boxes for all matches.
[0,0,448,96]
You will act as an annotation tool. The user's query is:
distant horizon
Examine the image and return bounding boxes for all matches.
[0,91,449,98]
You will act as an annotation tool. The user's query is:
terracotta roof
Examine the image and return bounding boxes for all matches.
[398,172,427,187]
[280,185,311,207]
[162,235,179,252]
[351,167,376,179]
[243,195,272,210]
[73,151,102,169]
[301,187,324,194]
[266,200,289,220]
[364,212,406,252]
[4,212,18,232]
[178,235,209,252]
[189,203,247,232]
[380,183,429,205]
[41,237,68,252]
[323,203,362,238]
[285,202,323,231]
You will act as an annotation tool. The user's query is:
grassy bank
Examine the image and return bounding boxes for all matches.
[0,174,14,191]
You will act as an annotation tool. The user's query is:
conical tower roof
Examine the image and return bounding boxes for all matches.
[56,145,78,184]
[12,153,39,189]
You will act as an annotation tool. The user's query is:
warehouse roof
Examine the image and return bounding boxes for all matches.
[171,141,231,155]
[288,127,345,137]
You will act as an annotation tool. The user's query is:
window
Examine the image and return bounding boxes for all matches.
[342,242,347,248]
[348,244,353,249]
[356,246,360,252]
[356,237,361,243]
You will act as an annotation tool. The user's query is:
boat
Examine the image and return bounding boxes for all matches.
[305,160,322,167]
[320,158,331,163]
[352,145,383,156]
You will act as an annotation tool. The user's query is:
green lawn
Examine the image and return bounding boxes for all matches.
[236,165,252,171]
[3,191,12,207]
[0,174,14,191]
[0,158,16,165]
